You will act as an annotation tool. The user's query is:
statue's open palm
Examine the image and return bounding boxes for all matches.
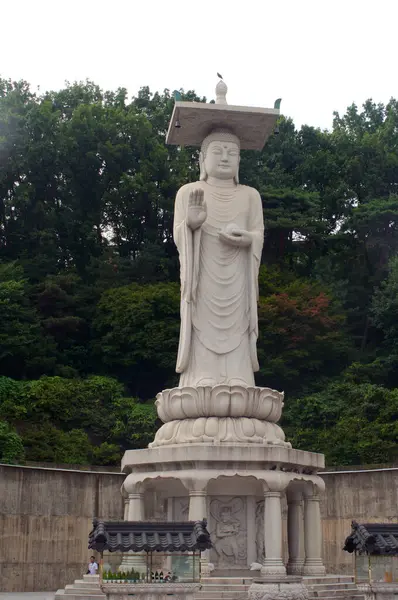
[187,189,207,230]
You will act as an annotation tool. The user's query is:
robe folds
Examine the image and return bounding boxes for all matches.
[173,181,264,387]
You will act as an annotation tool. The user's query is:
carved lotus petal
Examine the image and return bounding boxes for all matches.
[210,385,232,416]
[192,417,206,438]
[149,417,291,448]
[155,385,284,423]
[241,417,255,437]
[229,386,248,416]
[155,389,169,422]
[178,386,199,418]
[205,416,219,438]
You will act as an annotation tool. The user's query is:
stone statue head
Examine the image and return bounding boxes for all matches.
[199,129,240,184]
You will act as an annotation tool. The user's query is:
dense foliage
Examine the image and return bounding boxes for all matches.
[0,78,397,465]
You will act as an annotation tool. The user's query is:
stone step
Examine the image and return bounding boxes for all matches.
[64,587,104,595]
[308,593,363,598]
[196,597,247,600]
[307,593,362,597]
[197,597,247,600]
[201,585,250,591]
[201,578,253,585]
[196,593,247,598]
[308,584,358,592]
[308,588,359,596]
[55,595,105,600]
[307,592,362,596]
[304,577,354,585]
[307,596,364,600]
[72,581,102,588]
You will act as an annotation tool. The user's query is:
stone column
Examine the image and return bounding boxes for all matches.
[286,491,305,575]
[127,492,144,520]
[123,497,129,520]
[188,489,209,578]
[120,489,146,574]
[303,493,326,576]
[165,498,173,572]
[261,491,286,578]
[188,490,207,521]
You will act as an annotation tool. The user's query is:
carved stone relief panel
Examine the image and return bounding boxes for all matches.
[255,500,265,563]
[143,490,167,521]
[210,496,247,568]
[174,498,189,521]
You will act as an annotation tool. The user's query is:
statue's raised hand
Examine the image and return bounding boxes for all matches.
[187,189,207,230]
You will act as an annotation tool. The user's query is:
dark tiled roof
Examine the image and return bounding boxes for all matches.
[88,519,212,553]
[343,521,398,555]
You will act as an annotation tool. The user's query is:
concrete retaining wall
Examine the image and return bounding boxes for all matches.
[321,467,398,574]
[0,464,123,592]
[1,463,397,591]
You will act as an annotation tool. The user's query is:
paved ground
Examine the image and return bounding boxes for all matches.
[0,594,55,600]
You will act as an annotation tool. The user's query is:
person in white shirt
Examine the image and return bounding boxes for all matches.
[87,556,98,575]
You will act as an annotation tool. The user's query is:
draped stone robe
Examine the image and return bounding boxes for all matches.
[173,181,264,387]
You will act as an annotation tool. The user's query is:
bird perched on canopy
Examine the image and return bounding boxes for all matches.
[217,72,223,80]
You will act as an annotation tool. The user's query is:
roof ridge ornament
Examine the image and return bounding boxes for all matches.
[215,79,228,105]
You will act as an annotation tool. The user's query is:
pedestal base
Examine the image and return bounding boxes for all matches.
[249,579,309,600]
[302,559,326,576]
[261,559,287,578]
[119,552,147,574]
[287,560,305,576]
[122,443,325,574]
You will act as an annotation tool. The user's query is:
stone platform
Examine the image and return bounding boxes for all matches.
[122,443,326,578]
[54,575,365,600]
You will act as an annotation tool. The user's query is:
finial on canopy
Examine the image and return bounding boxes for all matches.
[215,79,228,105]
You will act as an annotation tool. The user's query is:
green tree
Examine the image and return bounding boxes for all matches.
[371,256,398,347]
[111,399,159,450]
[3,374,158,464]
[257,267,350,394]
[93,282,180,397]
[0,420,24,464]
[284,381,398,466]
[0,262,55,378]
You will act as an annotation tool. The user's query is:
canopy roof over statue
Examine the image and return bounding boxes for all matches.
[166,80,280,150]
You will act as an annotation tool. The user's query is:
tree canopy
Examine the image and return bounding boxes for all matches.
[0,77,397,466]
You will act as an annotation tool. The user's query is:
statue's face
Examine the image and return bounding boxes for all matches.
[220,508,232,522]
[203,140,240,180]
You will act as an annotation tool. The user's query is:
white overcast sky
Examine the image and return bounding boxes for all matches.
[1,0,397,130]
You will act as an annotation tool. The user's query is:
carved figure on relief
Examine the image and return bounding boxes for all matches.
[210,498,247,565]
[174,499,189,521]
[174,130,264,388]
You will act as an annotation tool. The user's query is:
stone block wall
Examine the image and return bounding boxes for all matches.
[1,463,397,591]
[0,464,123,592]
[320,468,398,574]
